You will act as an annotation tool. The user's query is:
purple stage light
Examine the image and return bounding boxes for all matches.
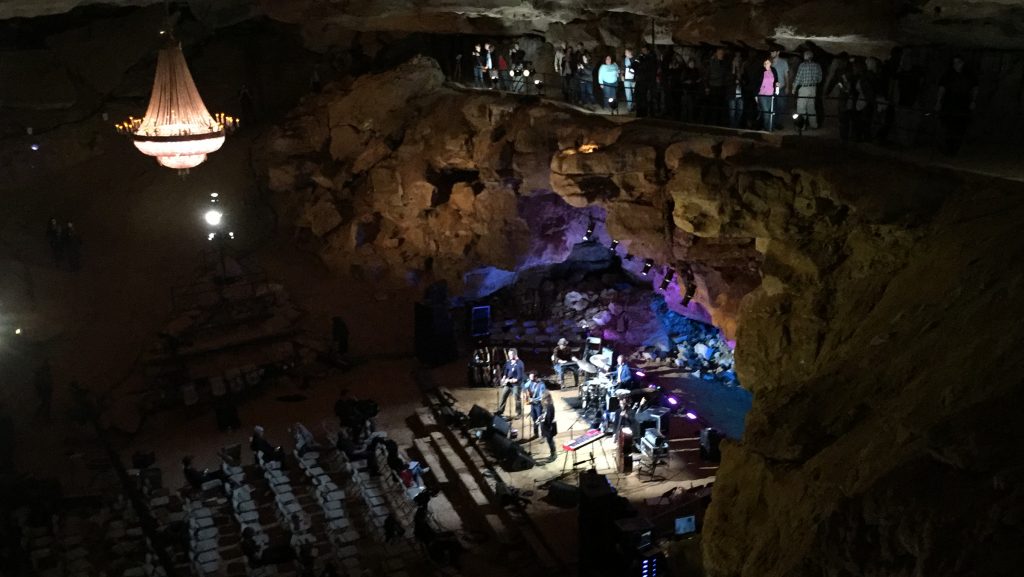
[635,370,646,378]
[684,411,697,420]
[666,396,678,406]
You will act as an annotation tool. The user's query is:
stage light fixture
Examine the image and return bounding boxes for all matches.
[583,222,595,241]
[635,370,646,378]
[14,328,22,335]
[523,68,531,77]
[641,259,653,275]
[660,269,675,290]
[30,144,40,151]
[684,411,697,420]
[666,396,678,406]
[204,209,223,227]
[609,239,619,253]
[207,232,215,241]
[681,282,697,306]
[660,277,671,290]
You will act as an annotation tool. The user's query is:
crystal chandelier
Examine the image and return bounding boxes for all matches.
[116,40,237,170]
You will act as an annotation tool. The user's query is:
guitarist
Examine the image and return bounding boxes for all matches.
[496,348,525,419]
[523,372,548,438]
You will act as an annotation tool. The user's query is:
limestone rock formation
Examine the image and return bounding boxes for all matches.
[255,56,773,337]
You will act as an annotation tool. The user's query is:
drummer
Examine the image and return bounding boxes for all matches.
[613,355,636,389]
[551,337,579,388]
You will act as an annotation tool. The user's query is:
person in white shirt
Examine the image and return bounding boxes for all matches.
[622,49,636,111]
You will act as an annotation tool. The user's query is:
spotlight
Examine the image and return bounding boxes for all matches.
[207,232,215,241]
[30,144,40,151]
[210,192,219,200]
[204,209,223,227]
[641,259,653,275]
[523,69,531,77]
[534,79,541,85]
[635,370,646,378]
[666,396,678,406]
[684,411,697,420]
[793,114,807,136]
[14,328,22,335]
[228,231,235,239]
[609,239,619,253]
[681,282,697,306]
[583,222,595,242]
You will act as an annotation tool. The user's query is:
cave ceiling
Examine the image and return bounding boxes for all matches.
[0,0,1022,52]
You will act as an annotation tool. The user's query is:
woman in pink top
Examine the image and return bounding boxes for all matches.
[757,57,780,131]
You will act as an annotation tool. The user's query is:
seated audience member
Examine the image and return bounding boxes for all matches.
[290,422,321,455]
[181,455,229,490]
[242,527,294,567]
[250,425,285,465]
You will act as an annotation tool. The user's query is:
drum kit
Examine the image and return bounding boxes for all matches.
[577,367,658,432]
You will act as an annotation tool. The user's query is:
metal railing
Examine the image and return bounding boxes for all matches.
[447,66,1021,157]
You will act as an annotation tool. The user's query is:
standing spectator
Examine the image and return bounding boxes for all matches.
[680,58,701,122]
[741,51,763,128]
[561,47,576,102]
[598,55,621,109]
[756,56,780,131]
[704,48,731,125]
[875,47,901,144]
[828,55,857,141]
[483,43,495,88]
[554,42,566,77]
[496,51,510,91]
[46,218,63,264]
[622,49,637,112]
[576,53,595,106]
[855,57,881,142]
[793,50,823,128]
[634,46,657,117]
[663,47,684,119]
[471,44,484,87]
[62,221,81,271]
[934,55,977,156]
[770,49,790,128]
[729,51,746,128]
[509,42,526,93]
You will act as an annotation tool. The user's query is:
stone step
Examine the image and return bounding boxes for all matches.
[414,407,437,429]
[411,437,448,484]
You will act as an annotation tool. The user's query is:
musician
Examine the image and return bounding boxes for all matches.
[613,355,635,388]
[496,348,525,418]
[551,338,580,387]
[539,391,557,462]
[523,372,547,438]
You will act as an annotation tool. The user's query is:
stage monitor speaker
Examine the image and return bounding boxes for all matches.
[546,480,579,507]
[502,448,535,472]
[468,405,493,429]
[489,414,511,438]
[470,306,491,337]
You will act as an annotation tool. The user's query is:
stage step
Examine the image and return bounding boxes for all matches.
[414,407,438,428]
[411,437,448,484]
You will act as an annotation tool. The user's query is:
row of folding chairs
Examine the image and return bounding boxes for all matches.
[294,448,363,575]
[184,497,220,575]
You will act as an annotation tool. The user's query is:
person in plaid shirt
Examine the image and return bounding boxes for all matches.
[794,50,823,128]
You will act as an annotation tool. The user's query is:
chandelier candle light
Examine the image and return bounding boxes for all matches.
[116,41,238,170]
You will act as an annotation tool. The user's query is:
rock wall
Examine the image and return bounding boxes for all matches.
[701,151,1024,575]
[255,56,774,338]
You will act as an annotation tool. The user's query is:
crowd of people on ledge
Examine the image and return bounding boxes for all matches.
[461,40,981,155]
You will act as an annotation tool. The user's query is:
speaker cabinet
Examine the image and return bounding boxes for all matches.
[546,480,579,507]
[468,405,493,429]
